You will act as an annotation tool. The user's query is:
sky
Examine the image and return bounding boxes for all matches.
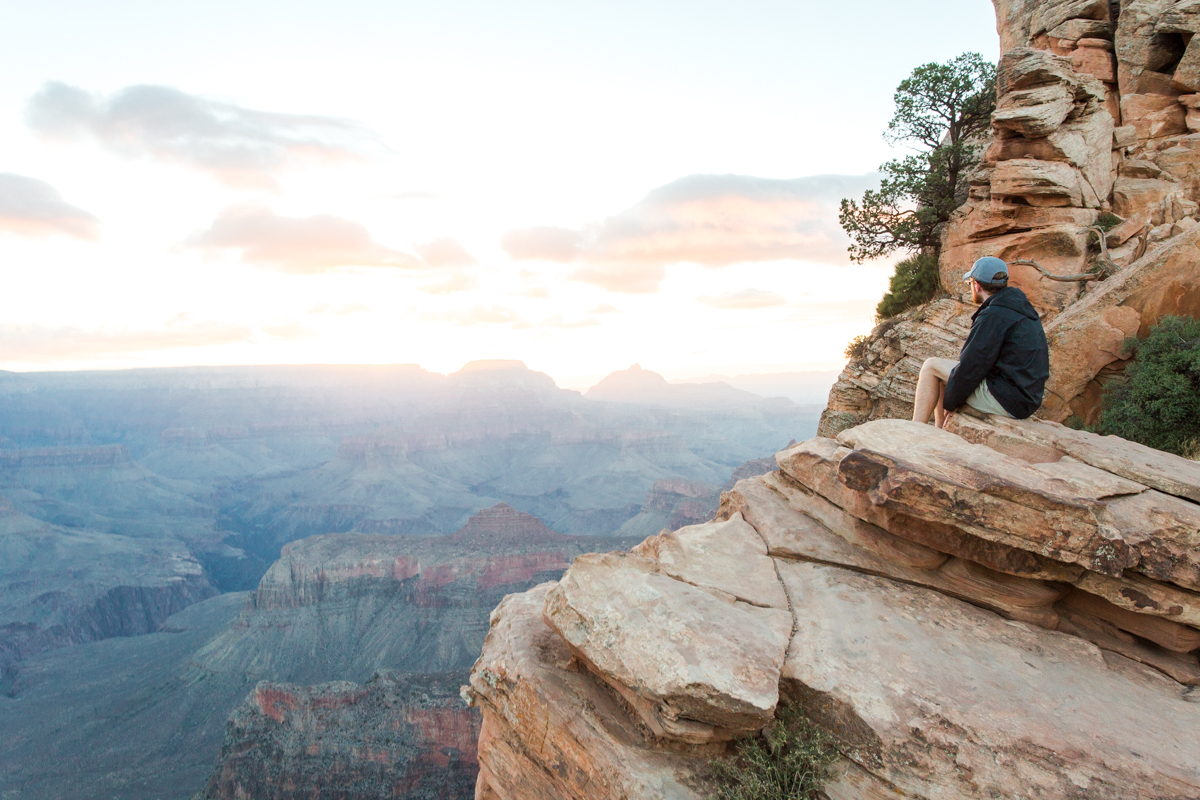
[0,0,999,388]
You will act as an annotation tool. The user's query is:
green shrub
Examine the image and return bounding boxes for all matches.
[709,706,838,800]
[844,334,870,361]
[1098,315,1200,456]
[876,252,940,320]
[1094,211,1122,232]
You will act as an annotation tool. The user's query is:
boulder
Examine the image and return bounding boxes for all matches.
[778,561,1200,798]
[467,585,709,800]
[542,552,792,741]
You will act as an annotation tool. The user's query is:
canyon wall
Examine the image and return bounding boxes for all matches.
[821,0,1200,435]
[197,673,479,800]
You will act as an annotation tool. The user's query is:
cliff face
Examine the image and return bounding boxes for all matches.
[821,0,1200,435]
[198,672,479,800]
[189,505,641,800]
[0,493,215,688]
[466,413,1200,799]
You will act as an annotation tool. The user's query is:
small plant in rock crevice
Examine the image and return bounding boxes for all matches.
[708,705,838,800]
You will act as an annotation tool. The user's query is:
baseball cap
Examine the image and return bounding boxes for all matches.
[962,256,1009,284]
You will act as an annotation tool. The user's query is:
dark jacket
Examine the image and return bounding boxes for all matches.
[943,286,1049,419]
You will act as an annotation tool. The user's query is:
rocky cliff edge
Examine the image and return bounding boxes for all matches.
[465,412,1200,799]
[822,0,1200,435]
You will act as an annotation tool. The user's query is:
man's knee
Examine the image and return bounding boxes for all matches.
[921,357,957,381]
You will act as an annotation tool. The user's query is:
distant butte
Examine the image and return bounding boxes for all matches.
[448,503,569,547]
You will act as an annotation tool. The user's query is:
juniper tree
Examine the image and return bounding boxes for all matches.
[839,53,997,265]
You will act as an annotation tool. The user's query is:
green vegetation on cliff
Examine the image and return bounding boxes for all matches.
[839,52,995,320]
[1098,315,1200,458]
[709,705,837,800]
[874,252,940,320]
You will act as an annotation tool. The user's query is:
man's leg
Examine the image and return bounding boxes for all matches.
[912,358,958,426]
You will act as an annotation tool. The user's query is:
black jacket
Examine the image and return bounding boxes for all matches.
[943,286,1049,419]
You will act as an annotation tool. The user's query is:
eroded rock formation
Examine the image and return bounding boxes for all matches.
[822,0,1200,434]
[198,672,479,800]
[467,412,1200,799]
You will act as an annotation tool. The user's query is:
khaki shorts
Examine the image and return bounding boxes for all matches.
[965,379,1013,418]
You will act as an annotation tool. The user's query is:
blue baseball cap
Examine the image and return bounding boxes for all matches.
[962,256,1009,284]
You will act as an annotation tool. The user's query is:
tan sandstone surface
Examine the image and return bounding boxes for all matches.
[467,413,1200,799]
[821,0,1200,435]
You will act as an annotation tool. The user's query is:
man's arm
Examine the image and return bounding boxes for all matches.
[943,309,1009,411]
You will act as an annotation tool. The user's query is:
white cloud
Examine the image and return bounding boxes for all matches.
[0,173,99,240]
[183,204,420,273]
[501,172,880,292]
[25,81,375,189]
[413,237,478,268]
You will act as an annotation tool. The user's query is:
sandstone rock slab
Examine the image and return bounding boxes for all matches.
[468,584,709,800]
[991,158,1086,206]
[777,436,1085,582]
[947,412,1200,502]
[543,552,792,741]
[779,560,1200,798]
[724,474,1064,628]
[631,514,787,609]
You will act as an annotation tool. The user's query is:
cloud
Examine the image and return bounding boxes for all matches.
[387,191,439,201]
[501,226,582,261]
[0,317,253,360]
[698,288,788,310]
[25,81,374,189]
[501,173,880,292]
[184,204,420,273]
[427,305,531,328]
[0,173,99,240]
[589,303,619,314]
[414,237,478,268]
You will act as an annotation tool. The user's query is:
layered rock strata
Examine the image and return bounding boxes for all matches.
[468,414,1200,799]
[198,672,479,800]
[822,0,1200,434]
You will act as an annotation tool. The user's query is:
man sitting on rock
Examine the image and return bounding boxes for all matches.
[912,256,1050,429]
